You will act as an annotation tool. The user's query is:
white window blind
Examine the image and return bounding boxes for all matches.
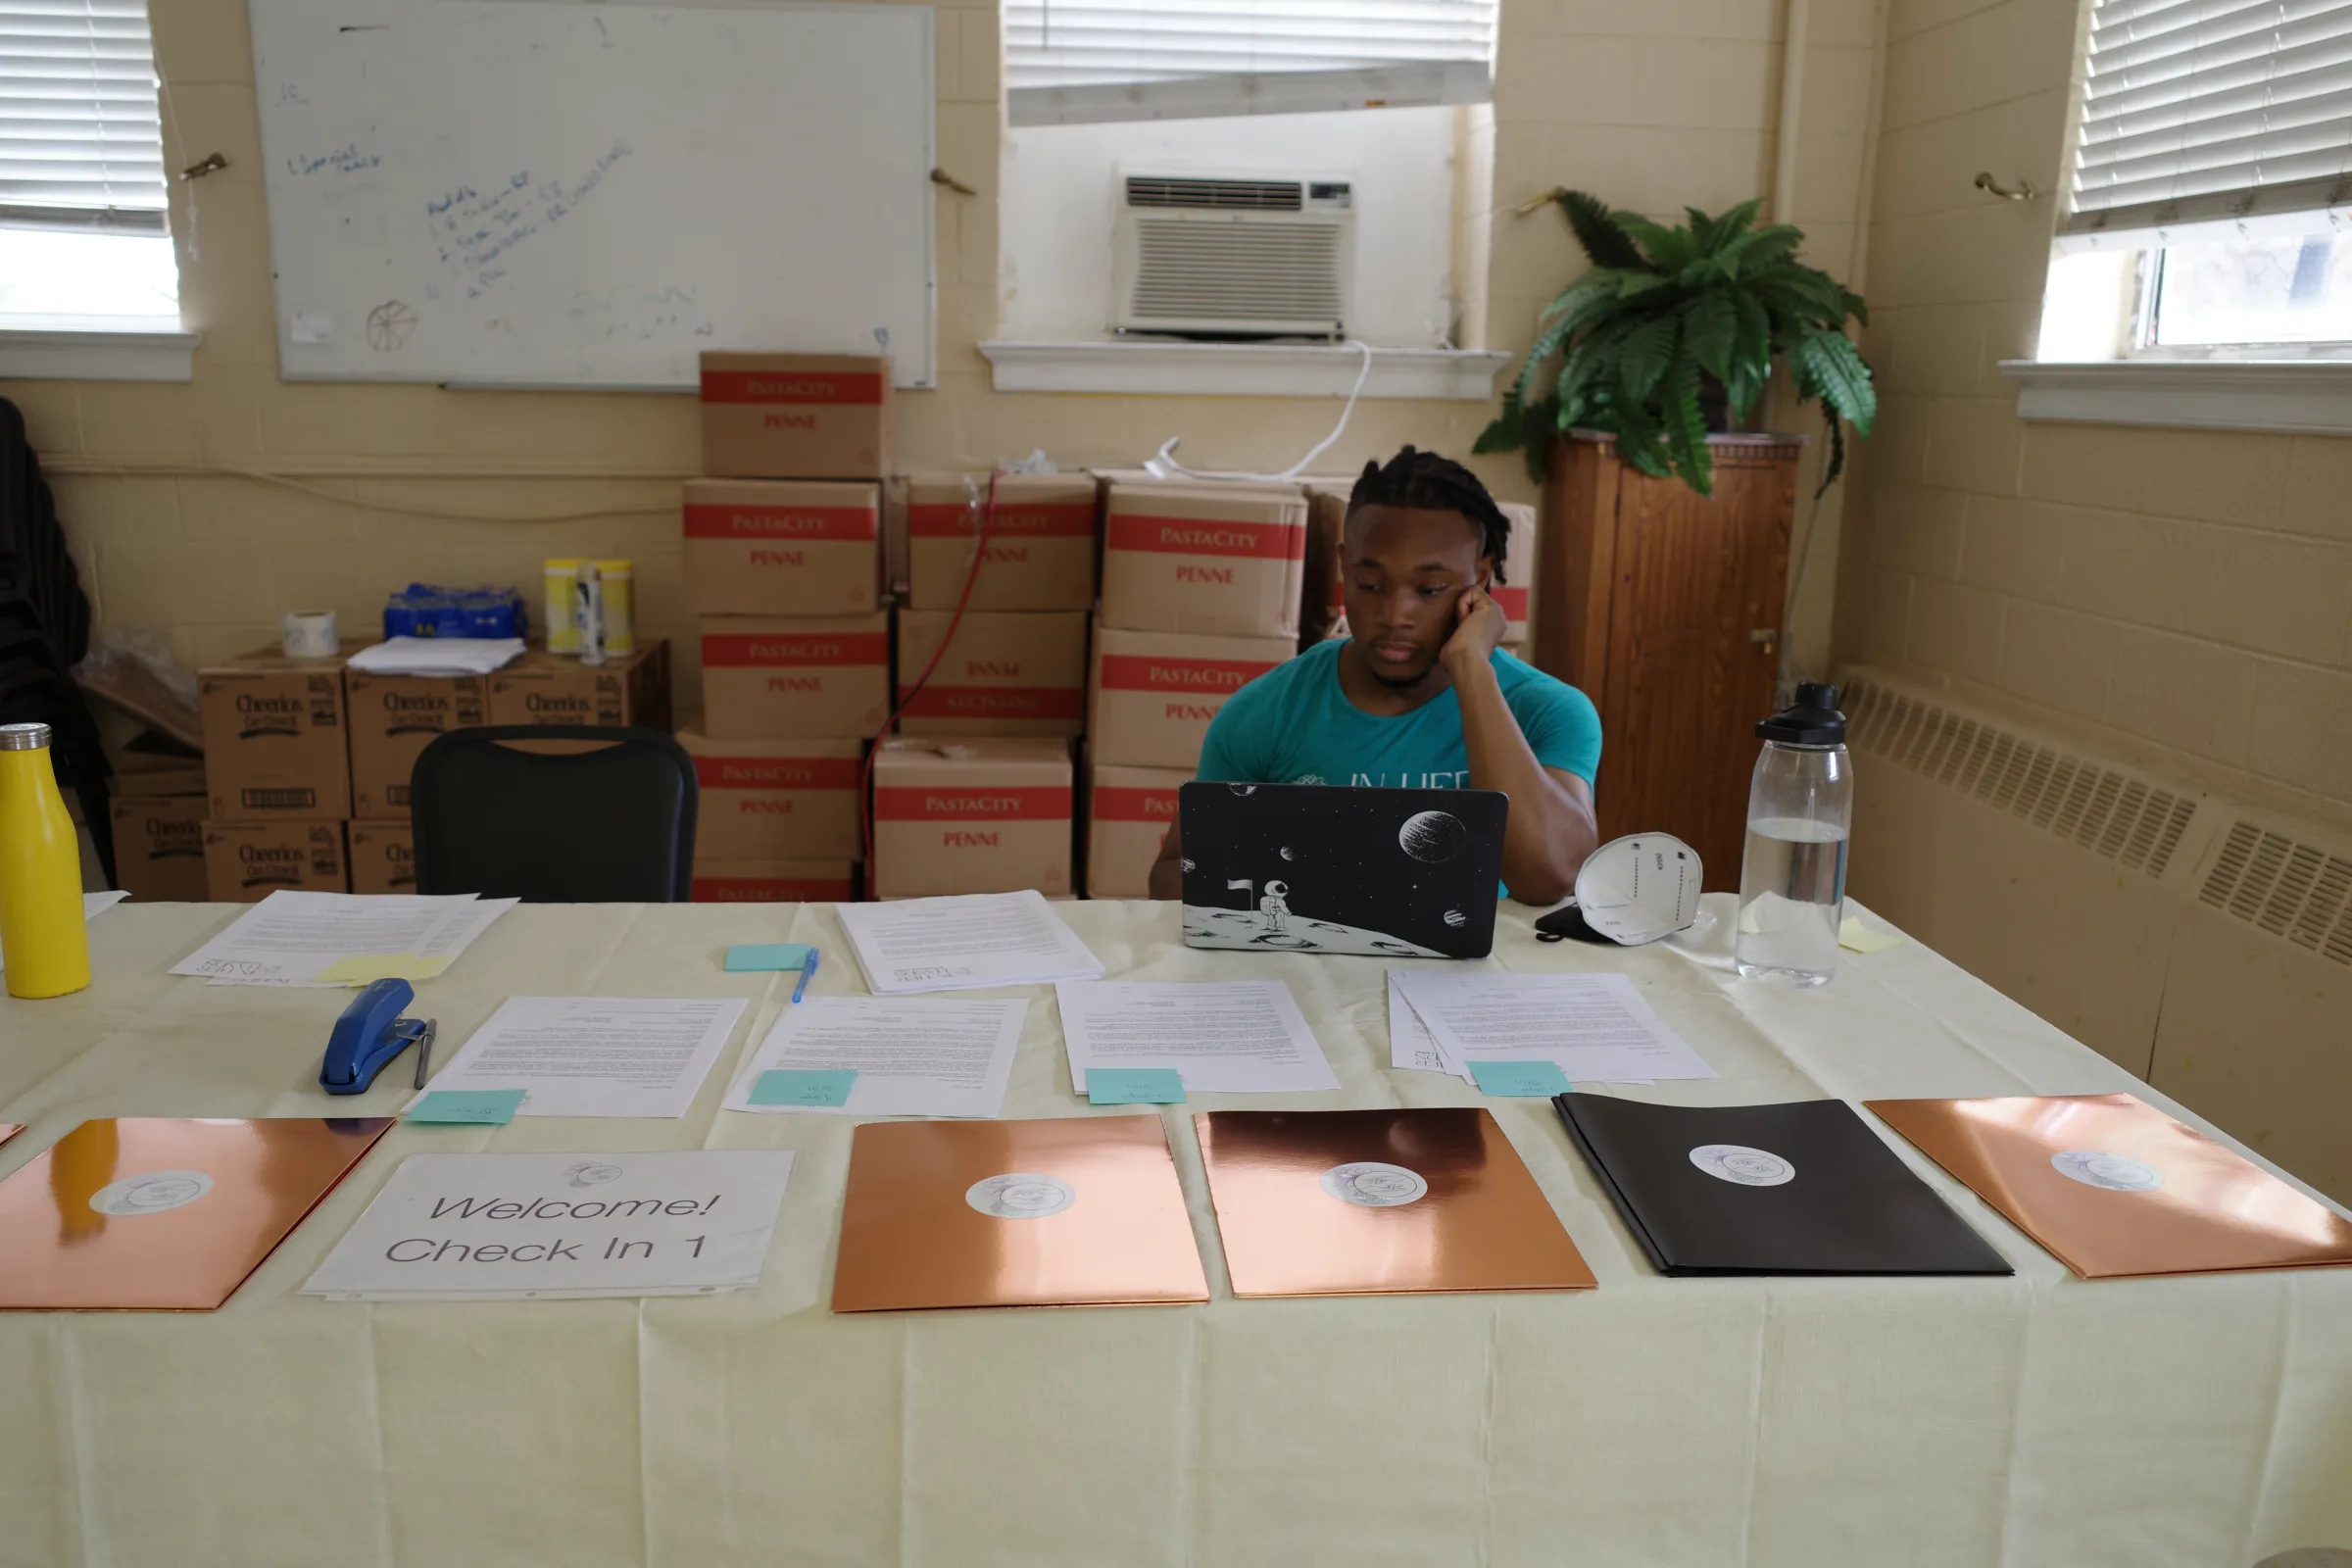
[1006,0,1497,127]
[0,0,167,232]
[2066,0,2352,242]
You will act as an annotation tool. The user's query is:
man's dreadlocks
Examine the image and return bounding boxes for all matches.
[1346,446,1512,584]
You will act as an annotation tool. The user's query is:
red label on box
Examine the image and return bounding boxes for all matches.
[702,633,889,667]
[908,502,1096,539]
[1493,585,1529,618]
[699,370,886,406]
[895,686,1085,720]
[691,875,856,902]
[1106,514,1303,561]
[692,756,863,791]
[1098,654,1283,693]
[684,504,877,541]
[873,787,1073,821]
[1094,786,1180,822]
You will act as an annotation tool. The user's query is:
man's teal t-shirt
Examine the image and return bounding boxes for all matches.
[1196,639,1601,791]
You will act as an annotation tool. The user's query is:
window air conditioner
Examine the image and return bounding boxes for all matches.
[1112,171,1355,339]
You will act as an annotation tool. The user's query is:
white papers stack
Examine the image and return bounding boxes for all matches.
[0,890,125,977]
[345,637,526,676]
[1392,971,1715,1085]
[724,996,1027,1118]
[170,891,516,987]
[414,997,748,1118]
[303,1151,795,1301]
[836,891,1103,994]
[1057,979,1339,1094]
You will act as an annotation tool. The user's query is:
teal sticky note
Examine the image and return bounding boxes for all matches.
[407,1088,526,1124]
[726,943,817,973]
[1467,1059,1571,1098]
[751,1068,858,1107]
[1087,1067,1187,1105]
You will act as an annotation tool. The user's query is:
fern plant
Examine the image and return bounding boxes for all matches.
[1474,190,1875,498]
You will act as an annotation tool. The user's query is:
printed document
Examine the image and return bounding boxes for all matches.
[1387,971,1462,1076]
[412,997,748,1118]
[837,891,1102,994]
[724,996,1027,1118]
[170,891,514,986]
[1057,979,1339,1095]
[303,1150,794,1300]
[1395,972,1713,1083]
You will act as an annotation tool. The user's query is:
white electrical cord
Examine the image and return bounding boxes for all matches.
[1142,339,1376,484]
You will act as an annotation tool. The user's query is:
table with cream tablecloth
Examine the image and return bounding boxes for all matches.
[2,896,2347,1568]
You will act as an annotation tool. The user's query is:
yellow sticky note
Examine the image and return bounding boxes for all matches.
[314,953,455,985]
[1838,916,1908,955]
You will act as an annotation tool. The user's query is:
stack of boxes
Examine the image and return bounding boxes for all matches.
[685,353,891,901]
[197,647,356,899]
[108,753,210,902]
[1082,474,1303,898]
[872,473,1097,899]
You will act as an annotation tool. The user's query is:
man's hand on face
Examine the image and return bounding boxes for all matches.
[1440,583,1507,676]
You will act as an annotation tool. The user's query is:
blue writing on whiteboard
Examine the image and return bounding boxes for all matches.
[287,142,382,178]
[424,143,634,295]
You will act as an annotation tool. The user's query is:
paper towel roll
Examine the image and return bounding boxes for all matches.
[281,610,339,659]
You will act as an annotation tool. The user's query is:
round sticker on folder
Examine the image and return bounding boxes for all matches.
[1573,833,1703,946]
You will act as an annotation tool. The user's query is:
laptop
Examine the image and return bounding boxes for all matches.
[1178,782,1508,958]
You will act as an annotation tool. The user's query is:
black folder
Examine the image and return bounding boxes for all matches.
[1555,1094,2012,1277]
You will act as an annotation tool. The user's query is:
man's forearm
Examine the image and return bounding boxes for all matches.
[1452,660,1595,902]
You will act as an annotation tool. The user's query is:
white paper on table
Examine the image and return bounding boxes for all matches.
[171,891,514,987]
[836,891,1102,995]
[0,890,127,976]
[1056,978,1340,1095]
[1386,971,1464,1076]
[302,1150,794,1300]
[723,996,1026,1118]
[409,996,748,1118]
[1395,971,1715,1084]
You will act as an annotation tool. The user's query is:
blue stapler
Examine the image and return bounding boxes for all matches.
[320,977,437,1095]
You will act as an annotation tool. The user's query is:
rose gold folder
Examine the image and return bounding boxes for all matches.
[1866,1094,2352,1280]
[0,1124,20,1150]
[832,1115,1209,1311]
[1196,1108,1596,1298]
[0,1117,394,1310]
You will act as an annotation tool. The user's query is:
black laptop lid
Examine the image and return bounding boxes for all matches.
[1556,1094,2013,1276]
[1178,781,1507,958]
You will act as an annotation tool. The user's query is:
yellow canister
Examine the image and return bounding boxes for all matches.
[0,722,90,1000]
[543,560,582,653]
[595,559,634,655]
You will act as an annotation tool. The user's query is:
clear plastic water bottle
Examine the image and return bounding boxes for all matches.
[1734,682,1851,986]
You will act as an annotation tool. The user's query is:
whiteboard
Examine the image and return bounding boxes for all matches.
[249,0,935,388]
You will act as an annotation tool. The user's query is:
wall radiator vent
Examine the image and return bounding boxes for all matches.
[1843,677,2196,881]
[2197,820,2352,967]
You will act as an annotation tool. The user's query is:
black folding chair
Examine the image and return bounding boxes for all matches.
[408,725,697,902]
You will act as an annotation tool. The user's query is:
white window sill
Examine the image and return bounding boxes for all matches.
[979,339,1511,401]
[0,320,199,382]
[1999,359,2352,436]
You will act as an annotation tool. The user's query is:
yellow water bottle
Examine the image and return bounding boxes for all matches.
[0,722,90,1000]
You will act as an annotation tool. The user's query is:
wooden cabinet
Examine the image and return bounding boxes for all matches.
[1532,432,1800,891]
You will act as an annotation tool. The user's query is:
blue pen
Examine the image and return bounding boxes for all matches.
[792,948,819,1004]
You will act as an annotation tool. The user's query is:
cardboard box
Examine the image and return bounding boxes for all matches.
[111,795,210,903]
[486,641,673,731]
[689,858,858,903]
[906,472,1098,611]
[1088,624,1295,771]
[197,647,352,821]
[1495,499,1538,647]
[699,613,891,740]
[682,478,882,616]
[348,820,417,895]
[344,670,488,819]
[1086,761,1187,900]
[896,610,1087,737]
[700,352,892,479]
[1100,482,1306,639]
[870,737,1073,899]
[203,819,348,902]
[676,725,863,860]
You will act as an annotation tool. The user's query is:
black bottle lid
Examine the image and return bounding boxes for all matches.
[1756,682,1846,745]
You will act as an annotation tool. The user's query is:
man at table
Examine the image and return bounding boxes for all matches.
[1148,446,1600,906]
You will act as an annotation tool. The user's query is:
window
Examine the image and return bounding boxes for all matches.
[1004,0,1497,126]
[2046,0,2352,359]
[0,0,177,321]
